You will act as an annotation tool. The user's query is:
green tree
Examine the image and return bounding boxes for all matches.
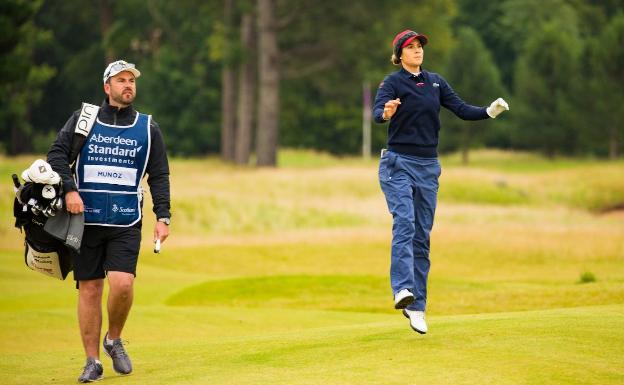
[217,0,237,162]
[439,27,506,163]
[456,0,582,92]
[29,0,222,157]
[585,13,624,158]
[513,20,583,157]
[454,0,511,88]
[118,0,222,156]
[256,0,279,166]
[31,0,111,149]
[235,8,256,165]
[7,0,621,157]
[279,0,457,155]
[0,0,55,154]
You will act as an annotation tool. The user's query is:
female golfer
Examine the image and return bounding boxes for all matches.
[374,29,508,334]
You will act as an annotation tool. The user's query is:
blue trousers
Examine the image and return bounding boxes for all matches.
[379,150,441,311]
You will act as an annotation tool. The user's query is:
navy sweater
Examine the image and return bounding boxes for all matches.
[373,67,489,158]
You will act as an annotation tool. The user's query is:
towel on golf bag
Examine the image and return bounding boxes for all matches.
[44,208,84,252]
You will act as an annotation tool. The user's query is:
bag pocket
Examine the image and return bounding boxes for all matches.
[25,241,64,280]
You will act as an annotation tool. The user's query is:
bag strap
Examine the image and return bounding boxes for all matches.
[69,103,99,165]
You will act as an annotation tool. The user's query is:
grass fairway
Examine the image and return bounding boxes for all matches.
[0,150,623,384]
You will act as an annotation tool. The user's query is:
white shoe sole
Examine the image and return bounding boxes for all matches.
[402,309,427,334]
[394,294,414,309]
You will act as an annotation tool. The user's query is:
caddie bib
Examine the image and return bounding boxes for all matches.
[75,112,151,226]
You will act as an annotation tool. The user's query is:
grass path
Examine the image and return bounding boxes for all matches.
[0,151,622,384]
[1,304,622,385]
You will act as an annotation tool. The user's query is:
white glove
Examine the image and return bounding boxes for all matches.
[21,159,60,185]
[486,98,509,119]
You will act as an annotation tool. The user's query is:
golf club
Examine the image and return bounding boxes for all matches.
[154,238,161,253]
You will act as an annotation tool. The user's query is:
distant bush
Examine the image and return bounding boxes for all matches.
[578,271,597,284]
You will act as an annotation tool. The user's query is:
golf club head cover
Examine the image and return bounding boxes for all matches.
[21,159,60,185]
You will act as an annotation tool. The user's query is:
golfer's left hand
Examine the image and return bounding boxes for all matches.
[486,97,509,118]
[154,222,169,244]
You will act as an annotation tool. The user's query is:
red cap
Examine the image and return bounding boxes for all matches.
[392,29,429,49]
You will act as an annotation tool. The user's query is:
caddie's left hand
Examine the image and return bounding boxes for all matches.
[486,97,509,119]
[154,222,169,244]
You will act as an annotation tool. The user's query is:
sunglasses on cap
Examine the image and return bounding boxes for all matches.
[103,60,140,83]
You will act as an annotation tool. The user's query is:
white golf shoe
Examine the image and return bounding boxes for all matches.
[393,289,414,309]
[402,309,428,334]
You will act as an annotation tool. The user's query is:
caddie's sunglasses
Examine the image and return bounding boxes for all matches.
[104,61,136,79]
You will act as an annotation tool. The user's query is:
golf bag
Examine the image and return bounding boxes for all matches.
[13,175,74,280]
[11,102,98,280]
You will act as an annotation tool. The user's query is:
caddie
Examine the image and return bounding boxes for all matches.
[47,59,171,383]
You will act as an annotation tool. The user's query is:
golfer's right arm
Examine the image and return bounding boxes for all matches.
[373,78,400,123]
[47,111,84,214]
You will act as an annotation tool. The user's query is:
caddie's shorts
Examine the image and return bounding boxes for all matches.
[73,223,142,282]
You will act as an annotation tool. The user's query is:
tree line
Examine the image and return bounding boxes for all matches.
[1,0,622,165]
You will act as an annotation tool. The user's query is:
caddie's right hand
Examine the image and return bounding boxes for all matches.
[383,98,401,120]
[65,191,84,214]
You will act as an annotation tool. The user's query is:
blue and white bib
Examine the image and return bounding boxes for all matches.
[75,112,151,226]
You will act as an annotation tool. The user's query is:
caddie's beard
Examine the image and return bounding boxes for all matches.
[110,89,135,107]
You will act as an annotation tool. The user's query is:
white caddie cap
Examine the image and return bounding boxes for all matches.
[103,60,141,84]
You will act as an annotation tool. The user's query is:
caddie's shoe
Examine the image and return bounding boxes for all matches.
[403,309,428,334]
[393,289,414,309]
[78,358,103,383]
[103,332,133,375]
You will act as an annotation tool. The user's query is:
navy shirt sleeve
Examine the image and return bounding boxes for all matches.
[373,76,396,123]
[47,111,81,193]
[438,75,489,120]
[146,119,171,219]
